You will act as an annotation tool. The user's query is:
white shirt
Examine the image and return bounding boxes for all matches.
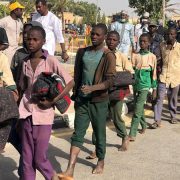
[32,11,64,55]
[0,16,23,63]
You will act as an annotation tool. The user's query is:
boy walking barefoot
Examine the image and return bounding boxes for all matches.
[129,33,157,141]
[59,24,116,179]
[18,26,74,180]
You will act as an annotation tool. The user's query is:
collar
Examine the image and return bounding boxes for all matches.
[24,49,49,62]
[139,49,150,55]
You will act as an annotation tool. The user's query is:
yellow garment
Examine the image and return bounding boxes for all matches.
[0,52,15,86]
[160,42,180,88]
[115,51,134,73]
[9,1,25,12]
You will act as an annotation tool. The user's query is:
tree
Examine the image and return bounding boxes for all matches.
[101,13,106,24]
[128,0,170,20]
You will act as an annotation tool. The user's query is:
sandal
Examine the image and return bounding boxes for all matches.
[150,122,161,129]
[86,152,97,160]
[170,119,178,124]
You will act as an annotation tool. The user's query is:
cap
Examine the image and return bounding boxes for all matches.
[9,2,25,12]
[149,20,158,27]
[24,21,43,28]
[121,10,128,15]
[143,12,149,18]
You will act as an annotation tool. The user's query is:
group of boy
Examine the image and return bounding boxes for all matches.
[0,1,180,180]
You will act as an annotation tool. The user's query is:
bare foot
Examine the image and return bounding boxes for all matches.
[86,151,97,159]
[128,136,136,142]
[118,137,129,151]
[58,173,74,180]
[92,159,104,174]
[139,128,146,134]
[58,166,74,180]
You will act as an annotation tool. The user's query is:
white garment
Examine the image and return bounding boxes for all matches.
[0,16,23,64]
[32,11,64,55]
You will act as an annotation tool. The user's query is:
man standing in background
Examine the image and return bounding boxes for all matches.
[0,1,24,64]
[32,0,69,61]
[110,10,135,56]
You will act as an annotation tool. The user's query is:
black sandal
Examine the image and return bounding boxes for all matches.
[170,119,178,124]
[151,122,161,129]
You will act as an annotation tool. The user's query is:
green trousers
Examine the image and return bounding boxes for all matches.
[110,100,127,138]
[129,90,148,137]
[71,99,108,160]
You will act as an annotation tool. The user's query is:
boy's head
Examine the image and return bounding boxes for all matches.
[91,23,107,47]
[106,31,120,51]
[23,21,43,47]
[139,33,151,50]
[27,26,46,53]
[167,27,177,42]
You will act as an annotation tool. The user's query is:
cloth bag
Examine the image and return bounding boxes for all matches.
[113,71,135,87]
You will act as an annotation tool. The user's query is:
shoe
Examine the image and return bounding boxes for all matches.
[170,118,178,124]
[150,121,161,129]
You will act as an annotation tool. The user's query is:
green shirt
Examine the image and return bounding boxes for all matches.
[79,49,104,97]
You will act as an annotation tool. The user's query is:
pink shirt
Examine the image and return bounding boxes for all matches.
[19,54,73,125]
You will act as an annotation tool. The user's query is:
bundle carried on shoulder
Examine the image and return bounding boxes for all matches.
[32,72,71,114]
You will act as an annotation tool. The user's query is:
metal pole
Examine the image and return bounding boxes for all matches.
[162,0,166,27]
[95,0,98,24]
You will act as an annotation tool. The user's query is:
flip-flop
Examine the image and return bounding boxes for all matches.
[86,154,97,160]
[170,119,178,124]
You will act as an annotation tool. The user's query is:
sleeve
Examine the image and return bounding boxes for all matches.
[110,22,116,31]
[151,54,157,89]
[121,53,134,73]
[52,15,65,43]
[0,17,7,29]
[102,52,116,88]
[51,57,73,84]
[0,54,16,89]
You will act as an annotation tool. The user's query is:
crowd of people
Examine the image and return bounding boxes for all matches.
[0,1,180,180]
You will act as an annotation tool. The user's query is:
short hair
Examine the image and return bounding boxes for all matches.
[93,23,108,35]
[29,26,46,39]
[107,31,120,40]
[35,0,47,5]
[139,33,151,41]
[168,27,177,34]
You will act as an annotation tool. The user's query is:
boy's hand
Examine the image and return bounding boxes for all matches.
[81,85,93,94]
[38,98,54,109]
[152,89,157,101]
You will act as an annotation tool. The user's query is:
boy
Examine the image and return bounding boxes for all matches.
[18,26,74,180]
[59,23,116,179]
[86,31,134,157]
[129,33,157,141]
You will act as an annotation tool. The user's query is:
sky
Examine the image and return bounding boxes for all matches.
[77,0,180,17]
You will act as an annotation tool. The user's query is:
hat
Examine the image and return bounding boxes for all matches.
[24,21,43,28]
[143,12,149,18]
[121,10,128,15]
[9,2,25,12]
[149,20,158,27]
